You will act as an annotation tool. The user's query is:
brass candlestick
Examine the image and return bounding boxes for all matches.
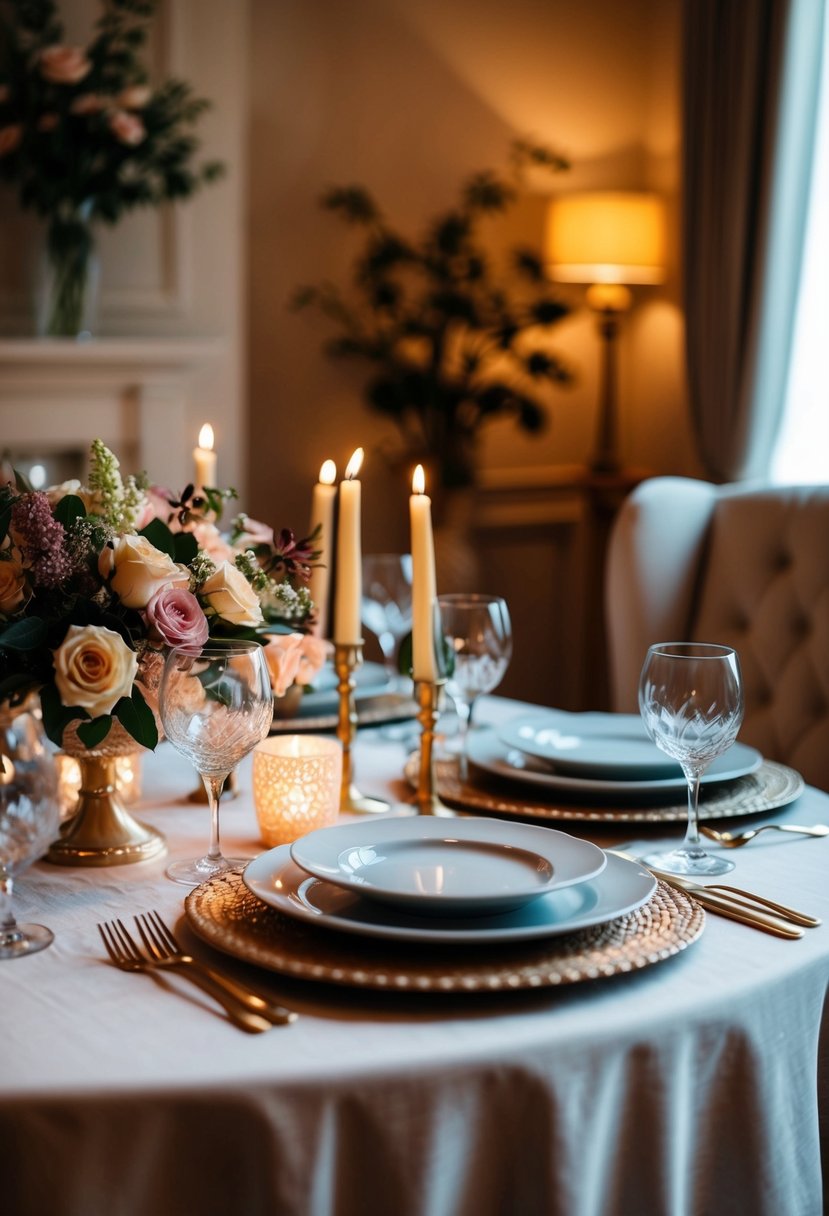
[334,641,389,814]
[413,677,455,817]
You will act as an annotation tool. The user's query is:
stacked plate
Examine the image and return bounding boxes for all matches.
[242,816,658,946]
[269,661,417,733]
[417,709,805,825]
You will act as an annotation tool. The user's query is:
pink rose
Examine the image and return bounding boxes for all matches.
[70,93,105,116]
[117,85,152,109]
[234,516,274,550]
[39,45,91,86]
[145,587,209,653]
[263,634,304,697]
[109,109,146,147]
[0,125,22,157]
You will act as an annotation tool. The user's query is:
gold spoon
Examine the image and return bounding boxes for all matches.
[700,823,829,848]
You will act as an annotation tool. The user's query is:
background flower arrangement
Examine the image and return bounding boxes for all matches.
[0,440,321,752]
[0,0,224,335]
[292,139,573,492]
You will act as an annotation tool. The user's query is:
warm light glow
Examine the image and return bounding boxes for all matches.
[546,192,666,286]
[319,459,337,485]
[344,448,364,480]
[198,423,214,451]
[253,735,342,847]
[412,464,426,495]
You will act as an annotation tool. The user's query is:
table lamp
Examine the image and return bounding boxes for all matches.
[545,191,665,473]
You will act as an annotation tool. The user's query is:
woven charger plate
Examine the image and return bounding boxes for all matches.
[185,870,704,993]
[404,756,804,825]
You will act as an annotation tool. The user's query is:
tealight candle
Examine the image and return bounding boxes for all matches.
[308,459,337,638]
[193,423,217,489]
[409,464,438,681]
[334,448,364,645]
[252,735,343,846]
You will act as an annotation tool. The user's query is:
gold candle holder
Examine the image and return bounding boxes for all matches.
[413,678,455,817]
[334,640,389,814]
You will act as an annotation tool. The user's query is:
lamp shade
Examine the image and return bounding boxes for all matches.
[545,191,665,285]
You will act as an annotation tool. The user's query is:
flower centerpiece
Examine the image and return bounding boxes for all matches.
[292,139,573,494]
[0,0,223,336]
[0,439,321,751]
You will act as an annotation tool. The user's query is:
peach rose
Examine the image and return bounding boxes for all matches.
[296,634,328,686]
[109,109,146,147]
[262,634,303,696]
[0,125,22,157]
[192,521,234,564]
[39,45,91,86]
[0,558,27,615]
[200,561,263,627]
[117,85,152,109]
[53,624,138,718]
[100,534,185,610]
[37,113,59,133]
[45,480,99,514]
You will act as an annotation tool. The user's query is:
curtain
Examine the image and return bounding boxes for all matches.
[681,0,825,482]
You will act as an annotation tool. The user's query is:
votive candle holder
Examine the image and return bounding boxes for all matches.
[253,734,343,846]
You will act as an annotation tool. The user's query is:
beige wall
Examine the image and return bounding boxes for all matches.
[247,0,699,547]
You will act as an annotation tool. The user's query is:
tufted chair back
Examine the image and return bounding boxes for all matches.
[605,477,829,790]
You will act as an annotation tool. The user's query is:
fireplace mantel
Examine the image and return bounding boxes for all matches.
[0,337,225,490]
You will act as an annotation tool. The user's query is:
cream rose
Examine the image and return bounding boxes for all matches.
[39,45,91,86]
[0,558,27,615]
[200,561,263,627]
[45,479,100,514]
[100,534,185,610]
[53,624,138,718]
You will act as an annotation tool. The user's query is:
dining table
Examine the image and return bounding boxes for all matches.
[2,694,827,1216]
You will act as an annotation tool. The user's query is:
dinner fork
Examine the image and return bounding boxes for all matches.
[134,910,297,1026]
[98,919,273,1034]
[700,823,829,848]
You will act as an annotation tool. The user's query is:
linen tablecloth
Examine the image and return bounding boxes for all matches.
[2,698,827,1216]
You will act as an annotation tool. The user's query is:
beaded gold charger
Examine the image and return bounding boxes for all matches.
[185,870,704,994]
[403,756,804,825]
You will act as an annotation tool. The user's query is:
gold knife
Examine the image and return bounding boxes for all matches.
[648,870,804,939]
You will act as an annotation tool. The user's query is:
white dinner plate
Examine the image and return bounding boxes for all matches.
[468,726,763,801]
[289,816,607,916]
[244,847,655,944]
[499,712,695,779]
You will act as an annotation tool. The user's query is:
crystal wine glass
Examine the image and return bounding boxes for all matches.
[638,641,744,877]
[361,554,413,682]
[437,594,513,778]
[160,641,274,886]
[0,702,60,959]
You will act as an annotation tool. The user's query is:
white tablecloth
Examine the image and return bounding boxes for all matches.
[2,698,827,1216]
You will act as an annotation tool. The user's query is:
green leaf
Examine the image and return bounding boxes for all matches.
[53,494,87,528]
[0,617,48,652]
[114,686,158,750]
[76,716,113,748]
[173,530,198,565]
[139,517,176,559]
[39,684,89,748]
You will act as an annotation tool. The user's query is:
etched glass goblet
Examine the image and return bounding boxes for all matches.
[160,641,273,886]
[361,554,413,683]
[638,642,743,877]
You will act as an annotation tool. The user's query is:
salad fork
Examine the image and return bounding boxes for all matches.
[134,910,297,1026]
[98,918,272,1034]
[700,823,829,848]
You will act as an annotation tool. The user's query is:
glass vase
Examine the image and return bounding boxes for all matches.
[36,202,100,339]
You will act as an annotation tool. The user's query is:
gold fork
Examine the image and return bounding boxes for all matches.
[134,910,297,1026]
[98,919,273,1034]
[700,823,829,848]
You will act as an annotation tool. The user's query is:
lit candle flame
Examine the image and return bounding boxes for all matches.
[319,459,337,485]
[412,464,426,495]
[344,448,364,480]
[198,423,214,451]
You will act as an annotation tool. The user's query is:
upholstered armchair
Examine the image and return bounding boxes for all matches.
[605,477,829,790]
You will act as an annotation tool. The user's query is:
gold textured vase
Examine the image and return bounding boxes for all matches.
[47,719,166,866]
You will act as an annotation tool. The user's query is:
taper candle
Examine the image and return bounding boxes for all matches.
[193,423,217,488]
[308,459,337,638]
[410,464,438,681]
[334,448,364,645]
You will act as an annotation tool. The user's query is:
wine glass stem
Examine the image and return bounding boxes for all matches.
[0,873,17,935]
[456,697,474,781]
[202,773,227,862]
[682,770,703,852]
